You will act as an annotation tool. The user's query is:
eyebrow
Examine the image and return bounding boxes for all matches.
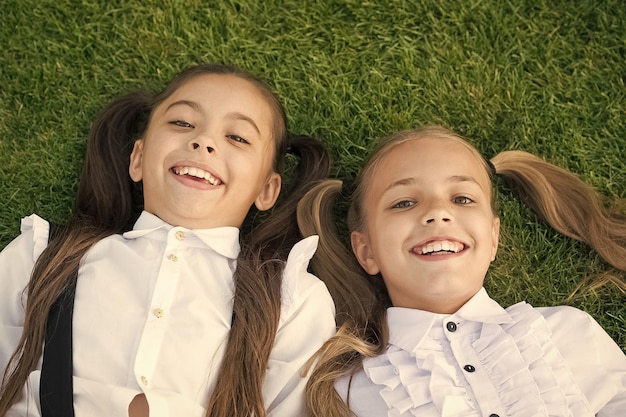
[384,175,483,194]
[165,101,261,135]
[166,100,201,112]
[226,112,261,135]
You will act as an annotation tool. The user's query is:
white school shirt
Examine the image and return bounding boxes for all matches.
[0,212,336,417]
[336,288,626,417]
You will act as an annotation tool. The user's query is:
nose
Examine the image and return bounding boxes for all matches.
[422,201,452,225]
[191,142,214,153]
[190,130,216,153]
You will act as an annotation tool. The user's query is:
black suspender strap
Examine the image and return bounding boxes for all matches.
[39,223,77,417]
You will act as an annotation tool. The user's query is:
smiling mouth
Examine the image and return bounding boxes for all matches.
[171,166,223,185]
[414,240,465,256]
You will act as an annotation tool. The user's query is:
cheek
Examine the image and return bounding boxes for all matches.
[240,148,272,174]
[478,218,498,257]
[369,217,401,254]
[141,148,163,177]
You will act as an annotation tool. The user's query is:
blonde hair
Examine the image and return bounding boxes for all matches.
[299,125,626,416]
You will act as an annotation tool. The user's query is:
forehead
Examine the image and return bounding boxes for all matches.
[369,137,490,192]
[168,73,263,98]
[160,74,274,120]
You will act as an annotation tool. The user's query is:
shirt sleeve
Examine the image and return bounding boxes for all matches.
[263,236,337,417]
[538,306,626,416]
[0,214,49,374]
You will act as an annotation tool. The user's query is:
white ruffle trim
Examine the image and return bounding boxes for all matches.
[362,302,593,417]
[20,214,50,261]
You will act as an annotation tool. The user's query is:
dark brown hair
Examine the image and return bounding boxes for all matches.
[0,63,331,417]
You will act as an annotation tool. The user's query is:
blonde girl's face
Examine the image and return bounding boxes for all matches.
[129,74,281,229]
[351,137,500,313]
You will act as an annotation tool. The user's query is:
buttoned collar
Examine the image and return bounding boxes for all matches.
[387,288,514,353]
[123,211,240,259]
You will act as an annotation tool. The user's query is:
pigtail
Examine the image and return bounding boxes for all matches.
[76,91,150,230]
[0,92,151,414]
[249,134,332,253]
[206,248,284,417]
[297,180,381,328]
[297,180,387,417]
[206,135,331,417]
[491,150,626,289]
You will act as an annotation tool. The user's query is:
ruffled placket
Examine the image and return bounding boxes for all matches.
[364,315,479,416]
[360,290,594,417]
[473,302,593,416]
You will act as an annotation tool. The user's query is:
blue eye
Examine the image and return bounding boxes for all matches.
[453,196,473,204]
[170,120,194,128]
[227,134,250,144]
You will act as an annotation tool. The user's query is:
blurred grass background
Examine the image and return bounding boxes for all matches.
[1,0,624,349]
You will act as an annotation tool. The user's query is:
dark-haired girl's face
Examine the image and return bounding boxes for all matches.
[351,138,499,313]
[129,74,281,229]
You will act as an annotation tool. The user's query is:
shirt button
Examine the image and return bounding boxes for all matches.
[167,253,178,262]
[463,364,476,373]
[175,231,184,240]
[446,321,457,332]
[140,376,148,386]
[153,308,164,318]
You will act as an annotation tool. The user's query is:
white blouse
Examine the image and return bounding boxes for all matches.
[336,288,626,417]
[0,212,336,417]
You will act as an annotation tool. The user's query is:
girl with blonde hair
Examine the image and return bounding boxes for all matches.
[300,125,626,417]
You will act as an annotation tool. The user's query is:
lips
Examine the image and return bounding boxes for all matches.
[413,239,465,255]
[171,166,223,185]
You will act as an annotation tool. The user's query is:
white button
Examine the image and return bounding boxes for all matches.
[167,254,178,262]
[141,376,148,385]
[153,308,164,318]
[175,231,184,240]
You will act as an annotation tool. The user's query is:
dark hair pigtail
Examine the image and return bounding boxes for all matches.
[0,92,153,414]
[76,91,151,230]
[207,135,331,417]
[250,134,331,253]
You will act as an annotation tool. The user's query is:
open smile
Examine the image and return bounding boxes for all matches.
[412,239,466,256]
[171,166,223,186]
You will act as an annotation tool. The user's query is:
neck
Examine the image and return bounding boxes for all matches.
[392,290,480,314]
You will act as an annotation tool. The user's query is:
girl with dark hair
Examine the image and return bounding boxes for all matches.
[0,63,335,417]
[299,125,626,416]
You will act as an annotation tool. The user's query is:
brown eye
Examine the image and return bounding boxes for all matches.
[392,200,415,209]
[170,120,194,128]
[226,134,250,144]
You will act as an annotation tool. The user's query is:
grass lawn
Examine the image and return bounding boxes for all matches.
[1,0,624,349]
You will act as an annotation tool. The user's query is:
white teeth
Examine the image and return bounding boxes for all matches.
[173,166,222,185]
[418,240,463,255]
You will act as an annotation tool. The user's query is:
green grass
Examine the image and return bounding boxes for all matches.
[1,0,625,349]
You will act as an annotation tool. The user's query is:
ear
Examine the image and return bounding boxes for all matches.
[129,139,144,182]
[491,216,500,261]
[254,172,281,211]
[351,230,381,275]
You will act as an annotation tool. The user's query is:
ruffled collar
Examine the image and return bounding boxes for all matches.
[387,288,513,353]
